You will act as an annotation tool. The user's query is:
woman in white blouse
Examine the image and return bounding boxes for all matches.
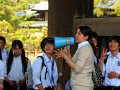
[4,40,32,90]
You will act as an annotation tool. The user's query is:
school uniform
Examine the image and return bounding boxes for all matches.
[4,55,32,90]
[27,59,33,89]
[0,60,5,80]
[0,48,9,65]
[32,53,58,90]
[102,52,120,90]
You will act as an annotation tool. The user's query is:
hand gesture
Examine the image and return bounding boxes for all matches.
[100,48,107,62]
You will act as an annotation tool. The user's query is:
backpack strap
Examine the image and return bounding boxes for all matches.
[96,56,99,65]
[37,56,47,81]
[37,56,45,70]
[52,60,54,70]
[104,55,109,65]
[37,56,55,84]
[51,60,55,84]
[6,50,9,56]
[103,55,109,79]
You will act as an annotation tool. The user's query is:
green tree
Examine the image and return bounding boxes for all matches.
[94,0,120,17]
[0,0,48,61]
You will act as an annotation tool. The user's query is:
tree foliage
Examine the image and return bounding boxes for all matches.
[94,0,120,17]
[0,0,40,28]
[0,0,48,60]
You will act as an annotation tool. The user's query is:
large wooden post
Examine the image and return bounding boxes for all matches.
[48,0,76,37]
[48,0,94,36]
[48,0,77,90]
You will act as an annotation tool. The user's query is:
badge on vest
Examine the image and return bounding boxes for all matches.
[117,61,120,66]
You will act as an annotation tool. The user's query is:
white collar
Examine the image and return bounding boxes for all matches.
[78,41,89,49]
[108,52,120,60]
[1,48,6,52]
[14,55,21,59]
[43,53,54,63]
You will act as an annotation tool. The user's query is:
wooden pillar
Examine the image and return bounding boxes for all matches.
[48,0,76,37]
[48,0,77,90]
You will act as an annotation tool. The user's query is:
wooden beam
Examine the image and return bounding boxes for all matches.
[75,17,120,36]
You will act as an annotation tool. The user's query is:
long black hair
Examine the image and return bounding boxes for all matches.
[0,36,6,45]
[7,40,27,74]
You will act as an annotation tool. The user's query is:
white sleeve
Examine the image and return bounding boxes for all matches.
[53,61,58,85]
[27,59,33,88]
[32,57,43,86]
[102,63,106,76]
[0,61,5,79]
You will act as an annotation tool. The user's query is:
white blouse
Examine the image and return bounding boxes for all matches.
[8,56,24,83]
[0,60,5,80]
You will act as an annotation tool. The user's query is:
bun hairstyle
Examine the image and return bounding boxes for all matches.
[78,26,93,41]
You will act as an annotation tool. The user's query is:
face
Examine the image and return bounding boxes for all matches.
[43,43,54,54]
[75,29,88,43]
[12,45,22,57]
[92,38,97,47]
[109,40,120,52]
[0,40,5,50]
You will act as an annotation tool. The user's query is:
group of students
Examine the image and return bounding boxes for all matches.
[55,26,120,90]
[0,25,120,90]
[89,29,120,90]
[0,36,58,90]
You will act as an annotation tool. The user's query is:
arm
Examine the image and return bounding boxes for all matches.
[99,59,104,72]
[55,46,94,73]
[32,58,45,90]
[36,84,45,90]
[108,72,119,79]
[55,47,89,73]
[0,79,4,90]
[0,61,5,90]
[99,48,107,72]
[26,59,33,89]
[19,59,32,87]
[55,48,76,70]
[52,61,58,86]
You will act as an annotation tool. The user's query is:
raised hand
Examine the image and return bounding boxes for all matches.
[100,48,108,62]
[54,48,66,59]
